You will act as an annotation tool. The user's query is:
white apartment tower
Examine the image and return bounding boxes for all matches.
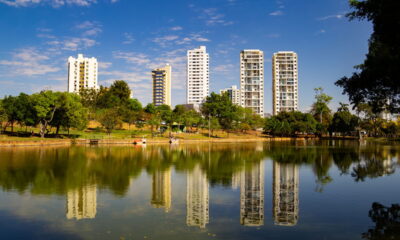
[240,50,264,116]
[68,54,99,93]
[272,51,298,115]
[220,85,241,105]
[187,46,210,106]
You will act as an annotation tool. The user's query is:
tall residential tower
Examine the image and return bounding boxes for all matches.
[272,51,298,115]
[240,50,264,116]
[187,46,209,106]
[67,54,98,93]
[152,64,172,107]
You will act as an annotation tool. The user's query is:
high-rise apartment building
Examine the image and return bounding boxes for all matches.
[272,51,298,115]
[187,46,209,106]
[67,54,99,93]
[240,50,264,116]
[152,64,172,107]
[273,162,299,226]
[220,85,241,105]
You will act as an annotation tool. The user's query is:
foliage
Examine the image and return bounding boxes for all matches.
[264,111,318,136]
[336,0,400,113]
[330,103,359,135]
[98,108,121,135]
[50,92,88,134]
[362,202,400,240]
[30,91,59,138]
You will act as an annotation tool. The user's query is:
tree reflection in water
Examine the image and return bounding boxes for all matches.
[363,202,400,240]
[0,141,398,197]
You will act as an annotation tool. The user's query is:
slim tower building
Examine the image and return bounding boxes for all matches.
[67,54,98,93]
[240,50,264,116]
[152,64,172,107]
[272,51,298,115]
[187,46,209,106]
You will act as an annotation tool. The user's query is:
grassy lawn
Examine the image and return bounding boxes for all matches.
[0,124,264,142]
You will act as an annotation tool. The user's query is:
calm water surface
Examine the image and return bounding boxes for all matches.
[0,141,399,240]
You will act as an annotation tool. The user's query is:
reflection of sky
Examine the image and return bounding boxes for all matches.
[0,145,400,239]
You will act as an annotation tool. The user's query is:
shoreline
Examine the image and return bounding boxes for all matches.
[0,136,366,147]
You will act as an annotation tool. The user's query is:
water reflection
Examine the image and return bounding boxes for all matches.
[273,162,299,226]
[151,168,171,212]
[66,185,97,220]
[362,202,400,240]
[240,161,264,226]
[0,141,399,233]
[186,164,209,228]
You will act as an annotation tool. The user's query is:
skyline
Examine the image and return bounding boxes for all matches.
[0,0,372,113]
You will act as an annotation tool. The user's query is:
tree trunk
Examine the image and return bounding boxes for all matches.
[39,121,46,138]
[56,125,60,135]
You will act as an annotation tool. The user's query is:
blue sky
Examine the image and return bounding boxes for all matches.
[0,0,372,113]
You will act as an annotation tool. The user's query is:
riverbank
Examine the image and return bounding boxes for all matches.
[0,136,317,147]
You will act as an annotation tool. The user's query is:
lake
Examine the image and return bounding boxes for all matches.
[0,140,399,240]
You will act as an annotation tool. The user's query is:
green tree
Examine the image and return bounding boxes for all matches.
[201,92,240,135]
[96,80,131,109]
[335,0,400,113]
[30,91,59,138]
[14,93,36,129]
[109,80,131,104]
[0,100,7,134]
[121,98,142,129]
[98,108,121,135]
[330,103,360,135]
[2,95,18,132]
[51,92,88,135]
[310,87,333,134]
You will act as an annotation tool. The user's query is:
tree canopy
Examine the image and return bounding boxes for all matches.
[336,0,400,114]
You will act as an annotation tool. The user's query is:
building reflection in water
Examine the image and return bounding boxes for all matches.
[273,162,299,226]
[240,161,264,226]
[151,168,172,212]
[186,165,209,228]
[66,184,97,220]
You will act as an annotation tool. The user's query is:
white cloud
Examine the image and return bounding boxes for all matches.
[175,33,210,45]
[152,35,179,47]
[214,64,234,72]
[315,29,326,35]
[47,37,97,51]
[113,51,151,65]
[0,0,99,7]
[269,10,284,16]
[122,32,134,44]
[170,26,183,31]
[0,48,60,76]
[75,21,102,37]
[98,61,112,69]
[317,14,344,21]
[201,8,234,26]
